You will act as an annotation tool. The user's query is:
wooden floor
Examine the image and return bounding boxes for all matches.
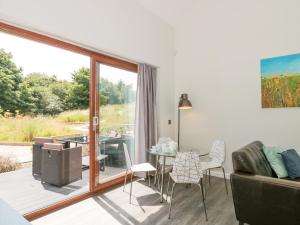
[32,176,239,225]
[0,166,124,214]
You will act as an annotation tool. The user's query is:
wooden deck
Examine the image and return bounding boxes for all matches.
[0,166,124,214]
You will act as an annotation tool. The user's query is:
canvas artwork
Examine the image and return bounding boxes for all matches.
[261,53,300,108]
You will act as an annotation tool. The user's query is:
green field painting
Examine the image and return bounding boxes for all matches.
[261,53,300,108]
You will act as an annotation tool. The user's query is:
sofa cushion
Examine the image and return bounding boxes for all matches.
[263,146,288,178]
[280,149,300,179]
[232,141,275,177]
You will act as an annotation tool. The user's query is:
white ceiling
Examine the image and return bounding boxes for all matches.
[136,0,197,27]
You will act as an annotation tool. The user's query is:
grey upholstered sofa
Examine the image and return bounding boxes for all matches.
[230,141,300,225]
[41,143,82,186]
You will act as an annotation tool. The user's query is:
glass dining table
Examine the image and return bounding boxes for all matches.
[148,147,209,203]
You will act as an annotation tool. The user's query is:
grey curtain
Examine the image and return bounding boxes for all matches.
[134,64,158,165]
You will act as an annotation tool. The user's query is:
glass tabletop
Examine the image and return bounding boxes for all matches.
[147,149,177,157]
[148,146,209,157]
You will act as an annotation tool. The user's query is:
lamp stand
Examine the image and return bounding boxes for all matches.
[177,109,180,151]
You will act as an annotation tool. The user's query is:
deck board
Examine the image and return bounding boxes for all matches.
[0,166,124,214]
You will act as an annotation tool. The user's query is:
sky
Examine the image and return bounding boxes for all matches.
[261,53,300,77]
[0,31,137,87]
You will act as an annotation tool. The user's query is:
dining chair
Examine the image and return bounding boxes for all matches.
[167,151,208,221]
[122,143,156,203]
[201,139,228,194]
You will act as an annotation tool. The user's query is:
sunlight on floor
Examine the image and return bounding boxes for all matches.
[32,181,163,225]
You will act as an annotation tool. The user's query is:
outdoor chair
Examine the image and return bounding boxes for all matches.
[101,137,127,168]
[41,143,82,186]
[32,137,54,176]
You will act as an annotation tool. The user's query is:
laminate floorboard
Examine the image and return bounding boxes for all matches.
[32,176,240,225]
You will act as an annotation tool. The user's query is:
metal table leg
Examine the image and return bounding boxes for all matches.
[160,156,166,203]
[154,155,159,186]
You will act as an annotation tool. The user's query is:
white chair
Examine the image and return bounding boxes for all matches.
[167,152,208,221]
[201,139,228,194]
[122,143,156,203]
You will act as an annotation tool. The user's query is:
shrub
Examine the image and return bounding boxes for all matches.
[0,156,18,173]
[21,120,38,142]
[58,110,89,123]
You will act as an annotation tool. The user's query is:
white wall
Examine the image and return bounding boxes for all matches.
[3,0,300,174]
[0,0,175,138]
[175,0,300,173]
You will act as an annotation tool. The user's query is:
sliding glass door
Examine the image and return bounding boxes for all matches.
[93,62,137,186]
[0,22,138,219]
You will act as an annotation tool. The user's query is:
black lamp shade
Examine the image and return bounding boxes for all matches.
[178,93,192,109]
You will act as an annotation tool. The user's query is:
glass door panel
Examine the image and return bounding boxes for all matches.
[95,63,137,184]
[0,30,91,214]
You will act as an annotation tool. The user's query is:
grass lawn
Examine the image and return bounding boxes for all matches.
[0,116,79,143]
[0,104,135,143]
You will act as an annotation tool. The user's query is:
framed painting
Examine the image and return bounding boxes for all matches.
[261,53,300,108]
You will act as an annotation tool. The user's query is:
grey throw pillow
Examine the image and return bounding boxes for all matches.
[279,149,300,179]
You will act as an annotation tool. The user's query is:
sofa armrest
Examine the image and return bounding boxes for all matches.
[230,173,300,225]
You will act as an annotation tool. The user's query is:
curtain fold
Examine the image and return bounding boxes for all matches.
[134,64,158,165]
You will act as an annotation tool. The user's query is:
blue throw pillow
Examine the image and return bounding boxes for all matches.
[279,149,300,179]
[263,146,288,178]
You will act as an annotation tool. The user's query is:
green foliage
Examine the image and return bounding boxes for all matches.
[0,104,135,142]
[0,103,134,143]
[44,94,64,115]
[58,110,89,123]
[0,49,23,113]
[18,81,36,114]
[100,103,135,135]
[22,73,65,115]
[0,116,79,142]
[100,78,135,105]
[68,67,90,109]
[50,80,71,110]
[0,49,135,116]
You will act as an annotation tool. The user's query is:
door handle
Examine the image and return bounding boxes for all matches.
[93,116,99,130]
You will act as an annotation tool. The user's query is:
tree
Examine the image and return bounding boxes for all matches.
[18,81,36,114]
[50,80,71,110]
[44,93,64,115]
[99,77,135,105]
[0,49,23,113]
[68,67,90,109]
[22,73,65,115]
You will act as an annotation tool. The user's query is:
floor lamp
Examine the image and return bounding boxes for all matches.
[178,93,192,150]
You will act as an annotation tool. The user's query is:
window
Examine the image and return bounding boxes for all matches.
[96,64,137,184]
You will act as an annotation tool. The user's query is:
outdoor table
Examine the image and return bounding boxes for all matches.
[148,147,209,203]
[57,136,89,147]
[82,155,108,171]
